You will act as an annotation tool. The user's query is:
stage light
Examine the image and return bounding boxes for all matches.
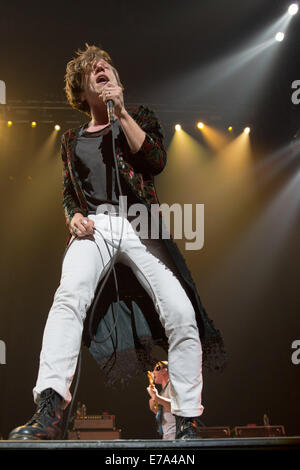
[288,3,299,15]
[244,127,251,134]
[175,124,182,131]
[275,32,285,42]
[54,124,61,131]
[31,121,37,128]
[197,122,204,129]
[228,126,233,132]
[7,121,12,127]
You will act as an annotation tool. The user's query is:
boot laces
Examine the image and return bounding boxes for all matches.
[27,392,56,425]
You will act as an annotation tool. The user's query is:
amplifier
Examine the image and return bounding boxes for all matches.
[68,429,121,440]
[233,425,285,438]
[73,415,115,430]
[197,427,231,438]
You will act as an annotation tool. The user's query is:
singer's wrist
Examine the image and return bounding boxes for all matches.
[117,106,129,121]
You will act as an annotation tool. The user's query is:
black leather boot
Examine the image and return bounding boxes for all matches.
[175,415,202,440]
[8,388,64,440]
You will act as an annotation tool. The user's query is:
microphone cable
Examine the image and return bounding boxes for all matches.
[61,112,126,343]
[61,109,127,438]
[87,115,126,346]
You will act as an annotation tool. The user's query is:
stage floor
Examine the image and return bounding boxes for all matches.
[1,436,300,450]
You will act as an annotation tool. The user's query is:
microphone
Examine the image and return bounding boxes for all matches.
[107,99,114,123]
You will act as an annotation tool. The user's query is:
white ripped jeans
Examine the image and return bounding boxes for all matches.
[33,211,204,418]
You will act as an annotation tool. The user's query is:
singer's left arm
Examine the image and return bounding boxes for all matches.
[101,82,145,154]
[118,108,146,154]
[102,82,167,175]
[120,106,167,175]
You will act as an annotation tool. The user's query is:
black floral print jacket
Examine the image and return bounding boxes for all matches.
[59,104,227,381]
[61,104,166,233]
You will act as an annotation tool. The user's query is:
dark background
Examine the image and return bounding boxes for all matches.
[0,0,299,439]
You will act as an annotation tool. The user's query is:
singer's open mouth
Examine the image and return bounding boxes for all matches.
[96,74,109,84]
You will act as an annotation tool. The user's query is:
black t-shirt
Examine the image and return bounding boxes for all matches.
[74,120,123,214]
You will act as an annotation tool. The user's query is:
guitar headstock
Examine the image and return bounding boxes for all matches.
[147,370,154,386]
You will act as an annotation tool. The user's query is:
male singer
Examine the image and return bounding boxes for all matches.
[9,44,226,441]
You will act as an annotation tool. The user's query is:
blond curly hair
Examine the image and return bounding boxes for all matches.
[64,43,123,116]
